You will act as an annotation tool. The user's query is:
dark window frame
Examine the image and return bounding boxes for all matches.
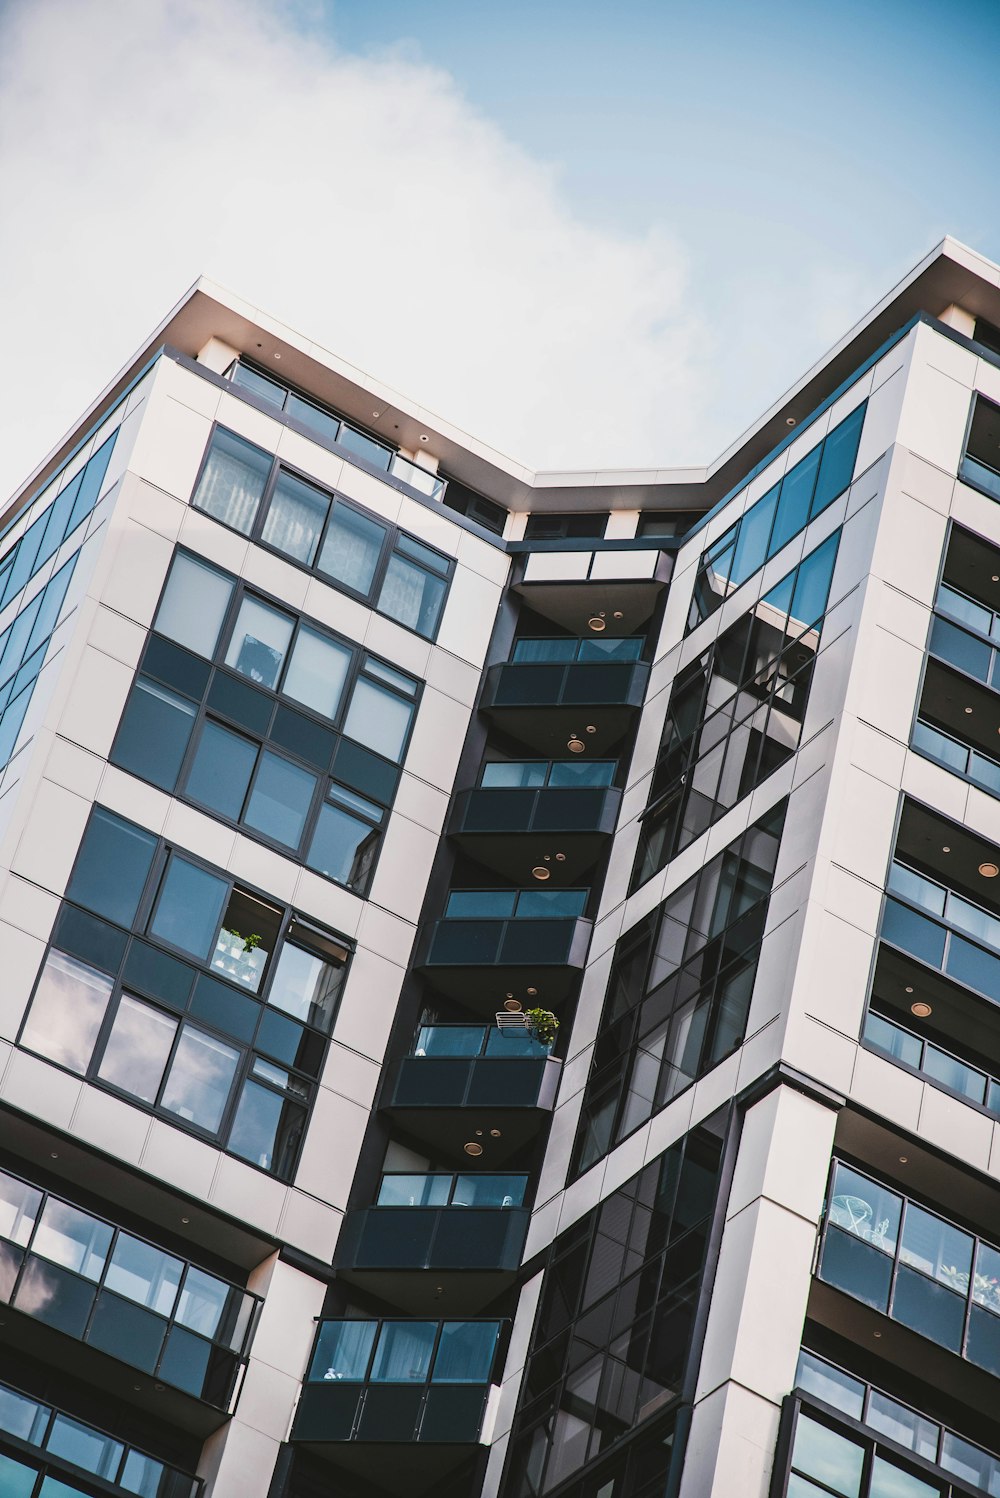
[189,423,455,642]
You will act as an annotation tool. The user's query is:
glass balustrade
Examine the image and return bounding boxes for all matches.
[863,1010,1000,1116]
[510,637,643,664]
[479,760,616,789]
[374,1173,527,1209]
[412,1024,551,1059]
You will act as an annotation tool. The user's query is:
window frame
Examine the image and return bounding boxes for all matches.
[16,810,352,1181]
[189,423,455,641]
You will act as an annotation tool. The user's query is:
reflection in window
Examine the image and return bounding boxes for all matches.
[153,551,234,659]
[192,428,271,536]
[19,952,112,1075]
[378,535,449,637]
[161,1027,240,1133]
[225,597,294,689]
[97,995,176,1103]
[261,470,330,564]
[149,857,229,961]
[318,502,386,594]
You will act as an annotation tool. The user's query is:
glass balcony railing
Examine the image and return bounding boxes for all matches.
[486,655,649,715]
[912,719,1000,799]
[880,862,1000,1004]
[390,1028,558,1113]
[420,889,592,984]
[293,1320,501,1446]
[817,1161,1000,1378]
[510,637,644,664]
[480,760,616,789]
[788,1350,1000,1498]
[228,361,445,501]
[413,1024,550,1059]
[444,889,587,919]
[863,1010,1000,1116]
[928,611,1000,690]
[375,1173,527,1208]
[0,1167,258,1410]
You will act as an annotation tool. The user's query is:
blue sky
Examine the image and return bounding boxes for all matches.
[1,0,999,496]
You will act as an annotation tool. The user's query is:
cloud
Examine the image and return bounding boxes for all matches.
[0,0,710,499]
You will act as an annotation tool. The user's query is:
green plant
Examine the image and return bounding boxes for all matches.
[525,1008,559,1046]
[226,929,262,955]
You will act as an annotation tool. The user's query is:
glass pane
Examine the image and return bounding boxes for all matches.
[869,1455,939,1498]
[112,680,196,791]
[370,1321,436,1381]
[940,1430,1000,1494]
[104,1233,182,1315]
[938,584,992,635]
[47,1412,123,1479]
[67,808,157,928]
[729,485,779,587]
[863,1012,922,1069]
[973,1241,1000,1313]
[154,553,235,658]
[343,678,413,762]
[433,1321,499,1382]
[308,1320,377,1382]
[791,1413,864,1497]
[261,471,329,565]
[789,533,838,627]
[244,751,316,848]
[267,942,343,1032]
[33,1200,112,1281]
[812,404,864,515]
[829,1163,901,1251]
[192,429,271,536]
[516,889,587,917]
[922,1045,986,1104]
[231,364,285,406]
[317,503,387,595]
[97,995,177,1104]
[892,1264,966,1351]
[445,891,516,918]
[0,1384,46,1443]
[306,800,379,889]
[481,761,548,788]
[161,1027,239,1132]
[899,1202,972,1290]
[20,951,112,1074]
[377,1175,451,1207]
[793,1352,864,1418]
[285,392,341,444]
[415,1025,485,1057]
[548,760,616,787]
[119,1451,168,1498]
[866,1392,939,1462]
[453,1174,526,1207]
[149,857,228,961]
[224,598,294,690]
[0,1454,40,1498]
[185,721,257,820]
[0,1171,42,1248]
[175,1266,229,1340]
[378,553,447,638]
[887,864,946,917]
[283,625,352,721]
[228,1081,304,1176]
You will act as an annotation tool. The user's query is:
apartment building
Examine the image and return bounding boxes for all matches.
[1,238,1000,1498]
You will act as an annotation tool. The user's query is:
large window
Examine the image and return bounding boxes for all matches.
[0,1166,257,1409]
[305,1320,501,1386]
[817,1161,1000,1379]
[687,401,864,628]
[190,426,453,640]
[960,393,1000,503]
[634,535,837,889]
[500,1121,724,1498]
[18,807,350,1180]
[573,802,785,1176]
[111,550,418,894]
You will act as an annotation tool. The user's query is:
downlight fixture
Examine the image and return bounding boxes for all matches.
[567,734,586,754]
[588,614,607,632]
[464,1142,483,1157]
[980,863,1000,878]
[910,1001,933,1018]
[532,866,551,881]
[503,999,522,1012]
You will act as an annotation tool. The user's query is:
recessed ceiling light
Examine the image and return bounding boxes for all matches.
[273,352,281,359]
[965,707,974,714]
[567,736,585,754]
[873,1331,882,1339]
[588,616,607,631]
[532,866,551,881]
[980,863,1000,878]
[942,846,950,853]
[555,853,566,862]
[419,434,429,442]
[585,725,597,735]
[490,1129,502,1138]
[905,986,914,993]
[899,1156,908,1164]
[993,576,999,582]
[180,1216,190,1225]
[786,417,797,427]
[613,611,624,620]
[911,1001,933,1018]
[526,987,538,996]
[464,1141,483,1156]
[503,998,522,1012]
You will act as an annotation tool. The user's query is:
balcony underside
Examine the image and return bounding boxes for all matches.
[480,700,640,757]
[449,787,621,883]
[291,1436,481,1497]
[334,1265,519,1316]
[384,1057,560,1162]
[416,918,591,1009]
[513,569,670,636]
[335,1208,528,1314]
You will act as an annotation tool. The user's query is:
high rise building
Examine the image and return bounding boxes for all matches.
[1,237,1000,1498]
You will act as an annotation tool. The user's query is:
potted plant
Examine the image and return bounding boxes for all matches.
[214,928,266,990]
[525,1008,559,1049]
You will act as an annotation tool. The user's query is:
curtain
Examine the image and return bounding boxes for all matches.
[261,475,328,565]
[194,444,265,536]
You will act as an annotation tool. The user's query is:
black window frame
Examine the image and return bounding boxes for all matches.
[189,423,456,642]
[109,549,421,896]
[16,807,353,1182]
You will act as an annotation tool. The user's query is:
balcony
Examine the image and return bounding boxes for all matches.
[383,1024,561,1161]
[292,1318,500,1493]
[512,546,672,636]
[449,760,621,882]
[415,889,591,1008]
[959,393,1000,502]
[482,638,649,756]
[0,1166,258,1437]
[335,1174,529,1313]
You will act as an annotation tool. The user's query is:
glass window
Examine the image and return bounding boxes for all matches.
[789,533,839,628]
[370,1322,436,1381]
[482,761,548,788]
[886,864,945,917]
[433,1321,499,1382]
[20,951,112,1074]
[972,1241,1000,1314]
[228,1080,304,1175]
[306,792,380,889]
[120,1451,169,1498]
[33,1200,112,1281]
[97,995,176,1104]
[112,679,196,791]
[899,1202,973,1291]
[812,404,864,517]
[192,429,271,536]
[828,1163,901,1252]
[285,392,342,444]
[378,540,448,638]
[308,1320,377,1382]
[0,1454,34,1498]
[0,1172,42,1248]
[446,890,517,918]
[185,721,257,820]
[282,625,352,721]
[791,1414,864,1497]
[154,553,234,659]
[175,1266,229,1340]
[161,1027,239,1132]
[794,1353,864,1419]
[317,503,387,594]
[342,677,413,762]
[261,471,330,565]
[267,939,343,1031]
[866,1392,939,1462]
[869,1455,939,1498]
[454,1174,525,1207]
[244,751,316,848]
[67,809,157,928]
[148,857,228,962]
[377,1175,451,1207]
[231,364,285,407]
[104,1233,182,1316]
[0,1385,45,1443]
[224,598,294,690]
[47,1414,123,1480]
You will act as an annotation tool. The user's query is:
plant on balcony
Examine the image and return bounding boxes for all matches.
[526,1008,559,1047]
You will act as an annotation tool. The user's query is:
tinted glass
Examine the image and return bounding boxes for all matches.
[185,721,257,820]
[33,1200,112,1280]
[228,1081,302,1174]
[308,1320,377,1381]
[244,751,316,847]
[113,680,196,790]
[306,800,378,888]
[267,942,342,1030]
[282,625,352,720]
[317,503,386,594]
[829,1163,901,1252]
[434,1321,499,1382]
[176,1266,229,1339]
[97,996,176,1104]
[161,1027,239,1132]
[192,429,271,535]
[224,598,294,690]
[370,1321,435,1381]
[104,1233,182,1315]
[148,857,228,961]
[67,809,157,927]
[20,951,112,1074]
[792,1414,864,1497]
[0,1172,42,1247]
[154,553,234,658]
[342,678,413,761]
[261,471,329,565]
[378,552,447,637]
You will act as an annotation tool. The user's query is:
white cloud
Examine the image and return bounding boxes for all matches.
[0,0,711,500]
